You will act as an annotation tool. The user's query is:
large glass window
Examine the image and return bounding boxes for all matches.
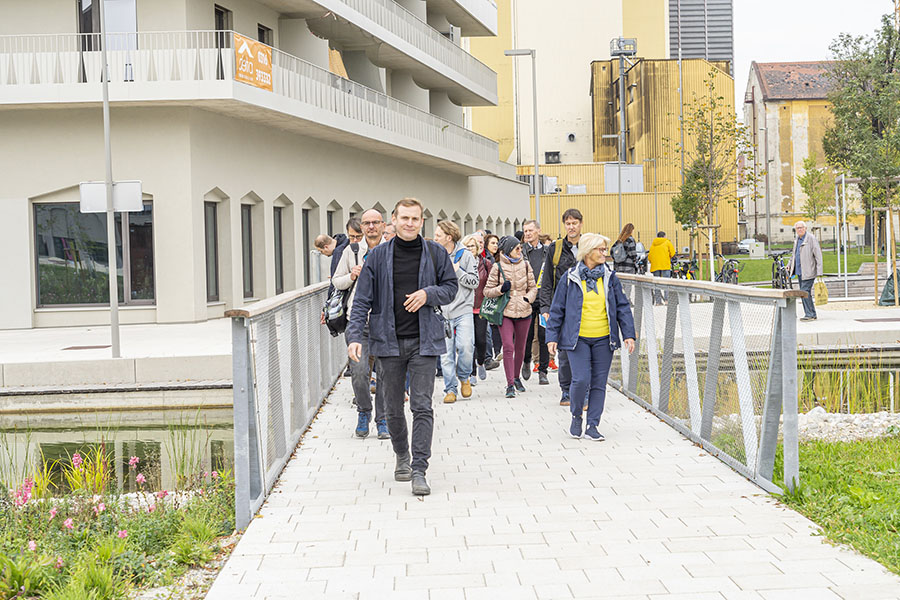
[204,202,219,302]
[241,204,254,299]
[34,202,154,307]
[274,207,284,295]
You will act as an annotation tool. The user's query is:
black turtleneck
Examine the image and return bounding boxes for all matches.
[393,236,423,339]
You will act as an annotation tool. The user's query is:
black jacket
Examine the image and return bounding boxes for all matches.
[524,242,548,286]
[538,237,578,313]
[611,236,638,274]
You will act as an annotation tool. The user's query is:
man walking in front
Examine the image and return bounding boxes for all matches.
[347,198,458,496]
[539,209,583,406]
[333,209,388,439]
[787,220,823,321]
[522,219,550,385]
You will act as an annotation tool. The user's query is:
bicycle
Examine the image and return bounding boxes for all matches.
[716,257,743,285]
[771,251,793,290]
[672,255,698,280]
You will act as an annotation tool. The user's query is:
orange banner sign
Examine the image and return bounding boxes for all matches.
[233,32,272,91]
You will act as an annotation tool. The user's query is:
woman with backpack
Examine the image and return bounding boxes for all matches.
[611,223,638,274]
[546,233,636,441]
[483,236,537,398]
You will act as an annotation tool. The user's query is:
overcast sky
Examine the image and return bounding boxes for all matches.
[733,0,892,101]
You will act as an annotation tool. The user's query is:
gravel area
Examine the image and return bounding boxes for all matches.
[131,533,240,600]
[799,406,900,442]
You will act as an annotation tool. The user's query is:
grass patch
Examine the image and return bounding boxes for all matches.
[774,434,900,575]
[722,252,878,284]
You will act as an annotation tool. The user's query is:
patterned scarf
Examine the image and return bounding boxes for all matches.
[579,263,605,294]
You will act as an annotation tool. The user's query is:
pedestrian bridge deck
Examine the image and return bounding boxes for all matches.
[206,375,900,600]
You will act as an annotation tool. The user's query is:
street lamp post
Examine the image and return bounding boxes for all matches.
[610,38,637,232]
[505,49,540,225]
[643,158,658,233]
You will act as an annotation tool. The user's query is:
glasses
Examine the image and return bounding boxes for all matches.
[598,247,608,253]
[348,233,364,241]
[362,220,383,228]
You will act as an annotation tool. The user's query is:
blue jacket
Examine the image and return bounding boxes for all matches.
[545,262,636,352]
[348,236,459,357]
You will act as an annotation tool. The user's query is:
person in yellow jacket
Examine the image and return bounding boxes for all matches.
[647,231,676,303]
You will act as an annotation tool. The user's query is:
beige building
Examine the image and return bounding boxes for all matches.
[743,61,864,243]
[0,0,527,330]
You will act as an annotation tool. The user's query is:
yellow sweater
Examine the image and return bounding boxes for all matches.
[579,280,610,338]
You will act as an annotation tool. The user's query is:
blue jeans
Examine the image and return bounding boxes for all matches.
[568,336,614,426]
[799,277,817,318]
[440,313,475,393]
[651,269,671,304]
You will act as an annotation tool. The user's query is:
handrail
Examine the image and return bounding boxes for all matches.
[225,281,329,320]
[617,273,808,300]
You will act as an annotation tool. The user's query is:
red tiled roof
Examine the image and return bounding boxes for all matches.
[753,61,834,100]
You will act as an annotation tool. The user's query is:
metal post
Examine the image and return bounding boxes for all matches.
[617,53,626,232]
[654,158,658,234]
[531,50,540,225]
[763,127,771,252]
[99,0,120,358]
[875,208,880,305]
[842,174,849,297]
[782,298,799,492]
[232,317,253,531]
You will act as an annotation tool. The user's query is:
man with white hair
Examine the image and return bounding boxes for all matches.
[787,221,823,321]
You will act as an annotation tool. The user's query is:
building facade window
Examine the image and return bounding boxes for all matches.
[302,208,311,287]
[257,24,273,45]
[274,206,284,295]
[204,201,219,302]
[34,202,154,307]
[326,210,335,237]
[241,204,253,298]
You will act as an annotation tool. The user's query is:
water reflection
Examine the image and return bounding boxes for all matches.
[0,409,233,494]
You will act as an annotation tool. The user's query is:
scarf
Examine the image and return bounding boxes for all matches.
[504,253,522,264]
[579,263,605,294]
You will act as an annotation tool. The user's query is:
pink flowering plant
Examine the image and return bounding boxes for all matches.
[0,434,236,597]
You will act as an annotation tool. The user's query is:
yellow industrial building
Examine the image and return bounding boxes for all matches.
[518,58,739,249]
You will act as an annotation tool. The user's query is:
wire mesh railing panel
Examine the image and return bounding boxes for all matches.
[230,283,346,529]
[612,275,800,492]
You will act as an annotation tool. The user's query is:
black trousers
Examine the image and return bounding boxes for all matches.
[474,313,488,366]
[376,337,436,473]
[523,306,549,373]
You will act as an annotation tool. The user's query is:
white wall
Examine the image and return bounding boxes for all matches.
[510,0,624,165]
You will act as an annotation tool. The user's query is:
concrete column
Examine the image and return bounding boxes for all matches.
[389,70,429,111]
[278,19,328,70]
[342,51,386,93]
[395,0,426,21]
[429,90,462,126]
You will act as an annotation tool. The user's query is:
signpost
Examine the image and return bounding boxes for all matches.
[79,181,143,213]
[233,32,273,91]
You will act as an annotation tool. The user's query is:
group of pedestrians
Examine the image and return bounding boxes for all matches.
[319,198,636,497]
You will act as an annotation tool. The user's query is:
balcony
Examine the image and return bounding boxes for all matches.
[0,31,500,176]
[261,0,497,105]
[426,0,498,37]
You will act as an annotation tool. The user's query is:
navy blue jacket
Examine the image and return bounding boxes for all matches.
[348,236,459,357]
[545,262,636,352]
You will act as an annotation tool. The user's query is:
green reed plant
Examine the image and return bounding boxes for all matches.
[164,410,212,490]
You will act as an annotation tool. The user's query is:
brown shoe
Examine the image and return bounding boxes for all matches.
[460,379,472,399]
[443,392,457,404]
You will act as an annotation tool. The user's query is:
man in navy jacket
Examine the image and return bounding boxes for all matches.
[348,198,458,496]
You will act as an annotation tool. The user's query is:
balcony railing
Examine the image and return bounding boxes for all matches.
[329,0,496,93]
[0,31,498,167]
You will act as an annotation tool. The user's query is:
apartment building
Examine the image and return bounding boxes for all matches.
[0,0,527,330]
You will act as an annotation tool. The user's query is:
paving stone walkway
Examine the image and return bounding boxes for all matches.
[206,371,900,600]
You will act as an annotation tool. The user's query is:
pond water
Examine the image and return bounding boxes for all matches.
[0,408,233,494]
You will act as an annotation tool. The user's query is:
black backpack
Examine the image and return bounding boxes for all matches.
[324,244,360,337]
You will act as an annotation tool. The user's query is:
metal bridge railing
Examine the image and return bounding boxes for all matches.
[226,283,346,530]
[613,274,806,493]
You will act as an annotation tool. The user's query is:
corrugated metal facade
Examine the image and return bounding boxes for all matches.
[531,191,738,251]
[591,57,734,193]
[668,0,734,68]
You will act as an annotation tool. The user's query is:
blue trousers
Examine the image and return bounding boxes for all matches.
[440,313,475,394]
[568,336,614,427]
[798,277,817,318]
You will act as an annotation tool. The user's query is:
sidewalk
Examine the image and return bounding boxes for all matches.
[205,374,900,600]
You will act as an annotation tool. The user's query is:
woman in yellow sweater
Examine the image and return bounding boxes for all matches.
[545,234,636,441]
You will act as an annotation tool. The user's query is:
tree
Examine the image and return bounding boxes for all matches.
[666,69,758,277]
[824,15,900,218]
[797,153,834,227]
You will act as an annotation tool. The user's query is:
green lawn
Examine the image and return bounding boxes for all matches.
[720,252,881,284]
[775,434,900,575]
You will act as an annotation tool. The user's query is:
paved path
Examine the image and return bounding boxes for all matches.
[206,373,900,600]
